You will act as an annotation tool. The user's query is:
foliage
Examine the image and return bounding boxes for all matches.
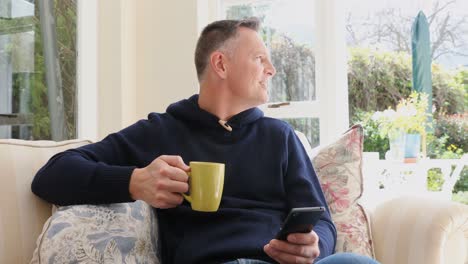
[226,4,267,22]
[434,113,468,152]
[427,169,444,191]
[457,68,468,108]
[0,0,76,140]
[426,140,466,194]
[348,48,412,117]
[431,64,466,114]
[371,92,430,138]
[427,129,466,194]
[351,111,389,159]
[31,0,78,139]
[426,133,467,192]
[348,47,466,118]
[31,18,51,139]
[283,118,320,148]
[54,0,78,139]
[452,191,468,205]
[270,35,315,102]
[427,134,460,159]
[453,168,468,194]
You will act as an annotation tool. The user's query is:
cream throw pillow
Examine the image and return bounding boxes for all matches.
[0,139,92,264]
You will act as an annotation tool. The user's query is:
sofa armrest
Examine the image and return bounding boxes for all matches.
[30,201,159,263]
[370,196,468,264]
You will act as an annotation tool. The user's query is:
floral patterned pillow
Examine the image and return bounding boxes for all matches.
[30,201,159,264]
[297,125,374,257]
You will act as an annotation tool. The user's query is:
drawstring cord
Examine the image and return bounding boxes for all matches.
[218,120,233,132]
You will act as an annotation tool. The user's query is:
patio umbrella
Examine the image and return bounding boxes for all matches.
[411,11,433,120]
[411,11,432,157]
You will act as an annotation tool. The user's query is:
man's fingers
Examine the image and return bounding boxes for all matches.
[269,239,317,259]
[159,155,190,171]
[287,231,319,245]
[152,192,184,208]
[264,244,316,264]
[157,164,189,183]
[136,155,190,208]
[264,233,320,264]
[165,192,184,205]
[156,178,189,193]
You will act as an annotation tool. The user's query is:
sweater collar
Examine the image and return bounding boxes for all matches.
[166,94,264,131]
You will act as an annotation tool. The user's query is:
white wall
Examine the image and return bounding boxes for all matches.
[91,1,201,139]
[97,0,124,138]
[135,1,200,118]
[96,0,138,138]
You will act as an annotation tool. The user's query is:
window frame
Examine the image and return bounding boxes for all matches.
[77,0,98,141]
[217,0,349,146]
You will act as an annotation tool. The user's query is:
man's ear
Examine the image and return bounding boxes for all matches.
[209,51,228,79]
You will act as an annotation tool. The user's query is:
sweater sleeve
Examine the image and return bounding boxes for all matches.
[283,128,337,259]
[31,117,158,206]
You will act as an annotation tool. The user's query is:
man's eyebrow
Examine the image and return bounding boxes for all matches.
[250,49,268,56]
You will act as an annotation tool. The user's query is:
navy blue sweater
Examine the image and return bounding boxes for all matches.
[32,95,336,263]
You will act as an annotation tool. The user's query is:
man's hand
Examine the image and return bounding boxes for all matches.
[129,155,190,209]
[264,231,320,264]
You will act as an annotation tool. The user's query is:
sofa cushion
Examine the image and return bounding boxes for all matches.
[296,125,374,257]
[0,139,92,264]
[30,201,159,264]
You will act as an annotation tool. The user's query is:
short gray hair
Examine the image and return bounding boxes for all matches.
[194,18,260,81]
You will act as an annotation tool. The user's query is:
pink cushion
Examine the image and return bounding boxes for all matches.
[311,125,374,257]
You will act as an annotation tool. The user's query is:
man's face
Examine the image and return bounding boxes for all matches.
[224,27,276,106]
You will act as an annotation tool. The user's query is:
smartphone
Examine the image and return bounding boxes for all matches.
[275,206,325,240]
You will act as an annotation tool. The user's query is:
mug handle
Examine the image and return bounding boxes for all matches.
[182,171,192,203]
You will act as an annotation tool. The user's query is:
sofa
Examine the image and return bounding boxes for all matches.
[1,127,467,264]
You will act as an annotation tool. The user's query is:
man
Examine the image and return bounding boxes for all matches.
[32,18,379,264]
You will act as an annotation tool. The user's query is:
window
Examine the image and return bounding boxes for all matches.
[220,0,349,147]
[0,0,77,140]
[221,0,319,146]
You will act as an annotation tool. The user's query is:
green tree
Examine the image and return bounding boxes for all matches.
[270,35,315,102]
[0,0,76,140]
[31,0,77,139]
[348,47,466,118]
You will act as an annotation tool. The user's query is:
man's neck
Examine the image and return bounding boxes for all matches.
[198,85,252,121]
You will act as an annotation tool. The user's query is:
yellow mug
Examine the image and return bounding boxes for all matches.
[182,161,225,212]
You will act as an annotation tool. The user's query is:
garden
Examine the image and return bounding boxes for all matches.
[348,47,467,204]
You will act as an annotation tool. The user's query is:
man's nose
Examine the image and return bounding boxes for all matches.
[266,60,276,77]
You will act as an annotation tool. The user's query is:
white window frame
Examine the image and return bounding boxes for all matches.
[215,0,349,146]
[77,0,98,141]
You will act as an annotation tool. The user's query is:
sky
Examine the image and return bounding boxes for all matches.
[342,0,468,68]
